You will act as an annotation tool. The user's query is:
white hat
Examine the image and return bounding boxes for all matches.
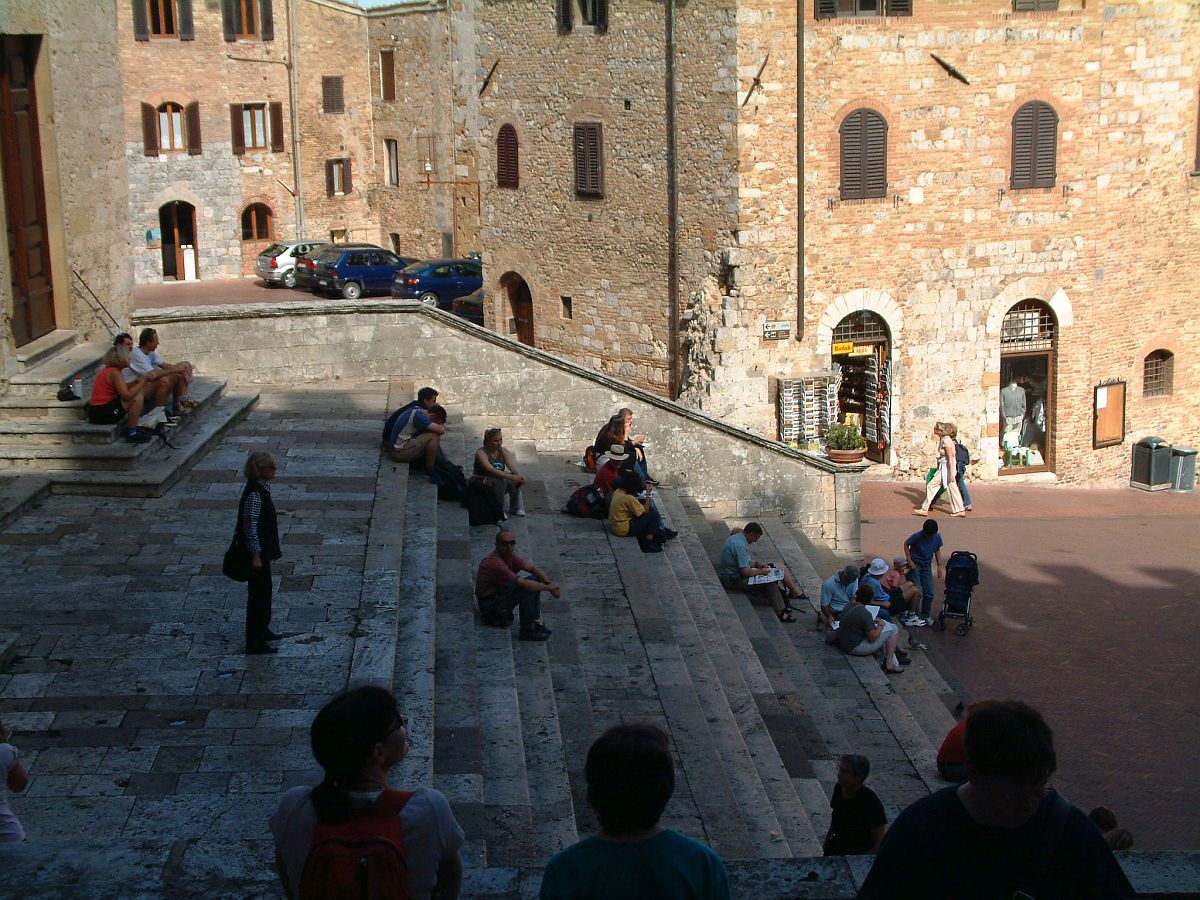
[867,558,889,576]
[605,443,630,462]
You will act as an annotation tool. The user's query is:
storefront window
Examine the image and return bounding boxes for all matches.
[831,311,891,463]
[999,300,1055,472]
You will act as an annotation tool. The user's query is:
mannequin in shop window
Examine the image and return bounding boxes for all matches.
[1000,380,1027,448]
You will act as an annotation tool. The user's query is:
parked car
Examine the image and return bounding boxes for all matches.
[290,243,331,291]
[391,259,484,309]
[256,240,329,289]
[311,245,419,300]
[451,287,485,325]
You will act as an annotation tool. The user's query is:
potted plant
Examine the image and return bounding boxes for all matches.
[824,423,867,464]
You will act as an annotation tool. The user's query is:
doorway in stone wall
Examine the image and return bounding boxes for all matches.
[830,311,892,464]
[503,273,535,347]
[158,201,197,281]
[999,299,1056,474]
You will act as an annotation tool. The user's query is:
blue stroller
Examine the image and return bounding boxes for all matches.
[932,550,978,636]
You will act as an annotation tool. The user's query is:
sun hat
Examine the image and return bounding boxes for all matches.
[892,555,909,568]
[867,558,889,577]
[606,443,630,462]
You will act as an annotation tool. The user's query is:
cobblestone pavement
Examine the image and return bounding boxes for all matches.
[861,480,1200,852]
[0,383,388,885]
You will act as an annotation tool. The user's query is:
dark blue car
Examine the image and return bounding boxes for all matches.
[312,244,418,300]
[391,259,483,308]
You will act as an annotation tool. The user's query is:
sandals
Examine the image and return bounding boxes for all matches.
[776,610,796,623]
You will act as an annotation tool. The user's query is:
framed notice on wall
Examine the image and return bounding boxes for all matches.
[1093,380,1127,449]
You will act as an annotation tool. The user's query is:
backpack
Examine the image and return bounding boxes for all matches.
[477,593,516,627]
[561,484,609,519]
[582,446,598,473]
[381,401,420,450]
[463,479,505,526]
[300,789,413,900]
[431,457,467,502]
[955,441,969,476]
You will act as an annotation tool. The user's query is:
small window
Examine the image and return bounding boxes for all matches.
[815,0,911,18]
[561,296,573,319]
[1013,0,1058,10]
[147,0,177,37]
[330,228,348,243]
[221,0,273,42]
[134,0,196,40]
[234,0,256,38]
[241,203,272,241]
[242,103,267,150]
[326,158,352,196]
[385,139,400,186]
[380,49,396,102]
[839,108,888,200]
[1011,101,1058,190]
[158,102,186,152]
[390,233,401,253]
[322,76,345,114]
[1143,350,1174,397]
[497,124,519,189]
[559,0,609,32]
[573,122,604,199]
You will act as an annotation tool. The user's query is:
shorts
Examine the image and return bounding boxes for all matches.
[385,431,437,464]
[87,399,125,424]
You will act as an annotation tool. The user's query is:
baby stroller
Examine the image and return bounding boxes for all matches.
[932,550,978,636]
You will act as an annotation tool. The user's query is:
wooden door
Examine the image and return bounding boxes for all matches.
[1,36,56,346]
[511,279,534,346]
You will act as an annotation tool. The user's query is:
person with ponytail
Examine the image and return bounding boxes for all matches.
[269,686,464,899]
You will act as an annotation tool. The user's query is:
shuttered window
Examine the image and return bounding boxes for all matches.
[269,101,285,152]
[242,104,267,149]
[816,0,908,18]
[222,0,272,41]
[184,101,202,155]
[133,0,194,40]
[839,108,887,200]
[1011,101,1058,190]
[573,122,603,199]
[142,101,201,155]
[1013,0,1058,11]
[158,102,185,152]
[326,158,352,196]
[497,124,519,189]
[380,50,396,102]
[1143,351,1173,397]
[322,76,345,114]
[557,0,573,32]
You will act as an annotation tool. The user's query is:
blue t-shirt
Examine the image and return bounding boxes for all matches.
[718,532,751,583]
[820,573,858,615]
[860,573,890,606]
[905,530,944,565]
[389,406,432,448]
[540,829,731,900]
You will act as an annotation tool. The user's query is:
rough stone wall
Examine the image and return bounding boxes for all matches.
[0,0,132,378]
[714,1,1200,485]
[116,0,296,283]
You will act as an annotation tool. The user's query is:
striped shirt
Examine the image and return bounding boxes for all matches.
[242,480,271,554]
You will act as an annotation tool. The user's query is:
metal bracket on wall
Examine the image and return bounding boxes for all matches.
[740,53,770,108]
[930,52,970,85]
[479,59,500,97]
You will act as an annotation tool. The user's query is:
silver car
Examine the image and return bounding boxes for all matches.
[256,240,329,289]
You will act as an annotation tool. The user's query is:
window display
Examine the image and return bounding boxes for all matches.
[999,354,1050,470]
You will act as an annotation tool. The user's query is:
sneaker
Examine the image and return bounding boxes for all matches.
[512,504,526,517]
[896,650,912,665]
[908,616,929,627]
[644,478,660,486]
[900,612,918,626]
[533,621,552,636]
[126,430,152,444]
[179,399,198,411]
[518,627,550,642]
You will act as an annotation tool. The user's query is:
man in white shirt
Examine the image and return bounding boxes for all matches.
[131,328,194,413]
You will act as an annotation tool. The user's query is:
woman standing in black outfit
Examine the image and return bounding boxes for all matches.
[239,451,282,654]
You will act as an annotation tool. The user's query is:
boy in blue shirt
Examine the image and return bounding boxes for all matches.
[903,520,944,626]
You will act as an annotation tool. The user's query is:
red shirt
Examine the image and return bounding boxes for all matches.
[90,366,123,405]
[593,461,620,492]
[474,549,531,598]
[937,719,967,768]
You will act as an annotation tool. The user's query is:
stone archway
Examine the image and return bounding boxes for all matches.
[158,200,197,281]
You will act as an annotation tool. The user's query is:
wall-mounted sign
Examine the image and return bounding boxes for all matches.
[763,320,791,341]
[832,341,854,355]
[849,344,874,357]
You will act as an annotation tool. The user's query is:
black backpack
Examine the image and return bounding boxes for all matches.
[432,457,467,502]
[562,484,609,519]
[955,441,969,476]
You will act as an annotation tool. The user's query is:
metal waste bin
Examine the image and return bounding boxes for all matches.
[1130,436,1172,491]
[1170,446,1197,494]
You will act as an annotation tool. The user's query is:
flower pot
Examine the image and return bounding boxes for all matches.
[827,448,867,464]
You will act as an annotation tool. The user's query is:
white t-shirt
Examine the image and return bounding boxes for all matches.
[129,347,163,377]
[269,785,463,899]
[0,743,25,843]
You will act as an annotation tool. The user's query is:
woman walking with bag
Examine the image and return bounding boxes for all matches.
[239,451,283,654]
[914,423,965,517]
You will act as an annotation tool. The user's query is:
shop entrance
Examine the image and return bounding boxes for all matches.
[999,299,1056,473]
[830,311,891,463]
[158,201,197,281]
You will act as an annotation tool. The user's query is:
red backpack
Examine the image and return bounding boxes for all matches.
[300,789,414,900]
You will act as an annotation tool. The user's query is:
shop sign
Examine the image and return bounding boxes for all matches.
[832,341,854,355]
[763,321,791,341]
[849,344,874,357]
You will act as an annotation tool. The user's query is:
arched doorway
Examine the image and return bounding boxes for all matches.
[158,200,197,281]
[830,311,892,463]
[999,299,1056,473]
[503,273,535,347]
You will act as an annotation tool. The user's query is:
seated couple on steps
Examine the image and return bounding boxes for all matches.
[87,330,196,444]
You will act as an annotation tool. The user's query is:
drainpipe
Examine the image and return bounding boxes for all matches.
[287,0,305,236]
[666,0,680,397]
[796,3,804,339]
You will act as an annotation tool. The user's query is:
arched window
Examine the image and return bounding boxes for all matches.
[839,108,887,200]
[1011,101,1058,189]
[158,102,185,152]
[1143,350,1174,397]
[241,203,272,241]
[497,124,519,189]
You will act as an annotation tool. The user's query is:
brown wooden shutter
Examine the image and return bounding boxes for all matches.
[322,76,344,114]
[557,0,573,33]
[574,123,603,197]
[595,0,608,32]
[269,101,285,152]
[141,102,159,156]
[497,124,519,189]
[133,0,150,40]
[864,111,887,198]
[380,50,396,102]
[185,101,202,155]
[230,103,245,155]
[1015,0,1059,9]
[815,0,837,19]
[260,0,274,40]
[1011,103,1034,189]
[888,0,912,15]
[1195,86,1200,173]
[179,0,195,40]
[840,110,865,200]
[222,0,236,41]
[1032,102,1058,188]
[325,160,335,197]
[342,159,352,194]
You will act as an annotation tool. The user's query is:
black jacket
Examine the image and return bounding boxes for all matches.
[238,479,281,562]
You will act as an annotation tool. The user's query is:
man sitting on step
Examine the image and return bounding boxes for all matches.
[718,522,807,625]
[130,328,194,415]
[819,564,860,627]
[474,530,559,642]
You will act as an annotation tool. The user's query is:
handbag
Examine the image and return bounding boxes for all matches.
[222,531,252,582]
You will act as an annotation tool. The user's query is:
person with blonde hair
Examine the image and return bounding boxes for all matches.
[914,422,965,517]
[87,344,152,443]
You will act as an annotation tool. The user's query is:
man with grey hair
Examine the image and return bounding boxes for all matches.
[820,564,860,627]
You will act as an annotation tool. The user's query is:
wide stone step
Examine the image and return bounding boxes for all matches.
[6,341,107,398]
[12,329,79,373]
[0,397,90,421]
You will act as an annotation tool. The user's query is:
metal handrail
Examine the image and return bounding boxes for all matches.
[71,269,123,335]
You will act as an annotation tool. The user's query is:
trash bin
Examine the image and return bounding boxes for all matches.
[1170,446,1197,494]
[1130,436,1172,491]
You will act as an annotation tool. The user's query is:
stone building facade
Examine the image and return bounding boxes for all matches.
[1,1,133,382]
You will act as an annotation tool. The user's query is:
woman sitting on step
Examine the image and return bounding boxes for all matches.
[607,471,676,552]
[473,427,527,517]
[86,344,155,444]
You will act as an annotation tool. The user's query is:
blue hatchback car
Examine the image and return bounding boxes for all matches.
[391,259,483,309]
[311,244,418,300]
